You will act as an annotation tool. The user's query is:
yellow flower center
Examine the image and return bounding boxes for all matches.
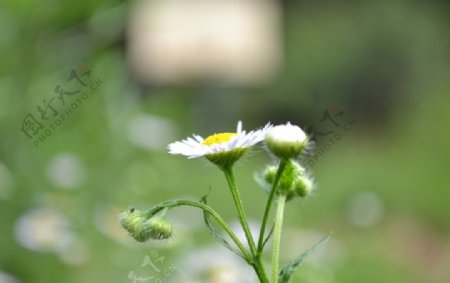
[202,133,237,146]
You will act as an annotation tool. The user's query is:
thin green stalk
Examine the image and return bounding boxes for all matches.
[222,167,257,255]
[222,167,269,282]
[272,194,287,283]
[257,160,287,254]
[145,199,251,262]
[252,261,269,283]
[254,257,270,283]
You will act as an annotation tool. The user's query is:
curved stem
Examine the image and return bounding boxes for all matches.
[272,194,287,283]
[222,167,257,256]
[145,199,251,262]
[257,160,287,254]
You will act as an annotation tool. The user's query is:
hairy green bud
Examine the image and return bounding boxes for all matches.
[263,165,277,184]
[262,160,308,200]
[119,208,173,242]
[295,176,314,197]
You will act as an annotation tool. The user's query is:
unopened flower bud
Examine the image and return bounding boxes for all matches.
[277,160,297,195]
[265,122,308,159]
[262,160,306,200]
[295,176,314,197]
[120,208,173,242]
[263,165,277,184]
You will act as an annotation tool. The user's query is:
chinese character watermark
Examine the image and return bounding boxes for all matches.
[128,250,176,283]
[305,104,356,167]
[20,65,103,148]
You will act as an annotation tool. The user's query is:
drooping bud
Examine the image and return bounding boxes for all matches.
[265,122,308,159]
[119,208,173,242]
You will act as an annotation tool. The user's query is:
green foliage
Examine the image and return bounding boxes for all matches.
[2,0,450,282]
[200,192,245,259]
[279,235,331,283]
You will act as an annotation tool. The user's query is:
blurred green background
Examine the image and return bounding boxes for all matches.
[1,0,450,283]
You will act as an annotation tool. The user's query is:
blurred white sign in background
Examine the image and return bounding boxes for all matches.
[128,0,283,85]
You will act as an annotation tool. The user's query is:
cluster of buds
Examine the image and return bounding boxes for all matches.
[263,160,314,200]
[119,208,173,242]
[263,122,314,199]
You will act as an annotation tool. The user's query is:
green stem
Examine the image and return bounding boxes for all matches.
[255,257,270,283]
[222,167,257,256]
[145,199,251,262]
[252,260,270,283]
[222,167,269,283]
[257,160,287,254]
[272,194,287,283]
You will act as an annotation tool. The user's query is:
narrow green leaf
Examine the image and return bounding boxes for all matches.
[200,192,243,258]
[278,234,331,283]
[262,224,274,249]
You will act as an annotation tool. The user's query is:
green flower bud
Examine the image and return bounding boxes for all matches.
[260,160,312,200]
[263,165,277,184]
[295,176,314,197]
[277,160,297,195]
[265,122,308,159]
[147,218,173,240]
[262,160,306,199]
[120,208,173,242]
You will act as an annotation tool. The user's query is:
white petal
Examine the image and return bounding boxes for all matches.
[237,121,243,133]
[168,121,271,158]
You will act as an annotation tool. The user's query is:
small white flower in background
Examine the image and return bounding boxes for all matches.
[0,270,19,283]
[14,207,89,266]
[170,247,258,283]
[58,238,90,266]
[14,208,74,253]
[128,114,176,150]
[347,192,384,228]
[265,122,308,159]
[46,153,86,189]
[168,121,271,168]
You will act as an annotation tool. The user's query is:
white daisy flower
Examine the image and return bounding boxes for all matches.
[265,122,309,159]
[169,246,258,283]
[168,121,270,168]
